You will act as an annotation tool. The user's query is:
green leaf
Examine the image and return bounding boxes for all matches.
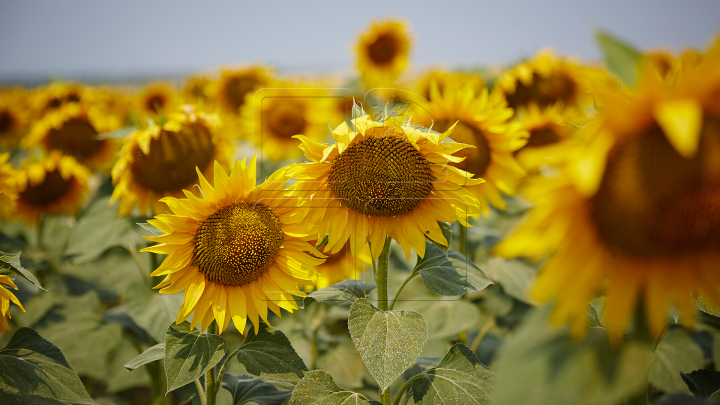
[586,303,603,328]
[65,196,144,264]
[413,243,492,296]
[0,251,45,290]
[428,222,453,255]
[97,126,136,140]
[400,299,480,340]
[137,222,163,237]
[650,328,705,394]
[710,390,720,404]
[289,370,381,405]
[351,99,366,121]
[0,392,65,404]
[124,343,165,370]
[410,343,495,405]
[164,321,228,392]
[307,280,377,307]
[123,278,183,342]
[698,288,720,317]
[236,322,308,381]
[595,29,642,87]
[221,374,293,405]
[0,327,94,404]
[483,258,536,303]
[680,369,720,400]
[316,340,365,389]
[348,298,428,391]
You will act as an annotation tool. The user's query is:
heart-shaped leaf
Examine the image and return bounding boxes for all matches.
[124,343,165,370]
[307,280,376,307]
[413,243,492,296]
[348,298,427,391]
[221,373,293,405]
[0,327,94,404]
[164,321,228,392]
[236,322,307,381]
[410,343,495,404]
[289,370,382,405]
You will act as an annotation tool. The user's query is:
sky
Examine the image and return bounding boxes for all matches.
[1,0,719,83]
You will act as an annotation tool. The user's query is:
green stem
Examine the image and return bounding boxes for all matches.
[194,380,207,405]
[205,322,218,405]
[216,348,240,387]
[381,389,391,405]
[389,273,418,310]
[392,374,425,405]
[470,319,496,353]
[376,236,392,311]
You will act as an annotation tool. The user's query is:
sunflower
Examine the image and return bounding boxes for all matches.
[12,152,90,226]
[240,83,337,161]
[215,66,272,115]
[355,19,412,88]
[30,82,87,118]
[289,114,484,260]
[137,83,176,118]
[0,153,18,218]
[181,72,214,105]
[0,97,27,148]
[141,157,325,333]
[415,70,485,101]
[514,103,577,170]
[495,61,720,339]
[23,103,121,171]
[0,275,25,335]
[411,77,528,215]
[310,240,372,290]
[111,105,232,216]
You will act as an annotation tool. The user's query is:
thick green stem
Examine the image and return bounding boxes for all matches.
[392,373,425,405]
[389,273,418,310]
[376,236,392,311]
[205,322,218,405]
[381,389,391,405]
[194,380,207,405]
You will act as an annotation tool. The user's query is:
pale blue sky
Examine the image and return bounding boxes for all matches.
[1,0,718,83]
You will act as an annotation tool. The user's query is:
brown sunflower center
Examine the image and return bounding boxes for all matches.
[130,124,215,193]
[46,118,103,160]
[368,33,399,65]
[145,95,168,114]
[0,110,16,135]
[517,126,561,154]
[20,170,73,206]
[225,76,259,111]
[268,103,306,139]
[328,135,433,217]
[591,118,720,258]
[506,73,576,110]
[193,202,283,286]
[436,121,491,177]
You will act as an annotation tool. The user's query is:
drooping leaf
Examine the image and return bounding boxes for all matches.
[595,29,643,87]
[307,280,376,307]
[289,370,381,405]
[427,222,453,255]
[651,328,705,394]
[164,321,228,392]
[413,243,492,296]
[124,343,165,370]
[483,258,536,303]
[410,343,495,405]
[0,251,44,290]
[348,298,428,391]
[0,327,94,404]
[123,278,183,342]
[221,373,294,405]
[137,222,163,237]
[236,322,308,381]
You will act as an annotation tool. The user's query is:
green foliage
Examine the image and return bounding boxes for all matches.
[595,29,643,87]
[0,251,45,290]
[306,280,377,307]
[221,374,293,405]
[164,321,228,392]
[124,342,165,370]
[235,322,308,381]
[650,328,705,394]
[0,327,94,404]
[483,258,536,303]
[348,298,428,391]
[408,343,495,405]
[428,222,453,255]
[413,242,492,296]
[289,370,381,405]
[123,277,183,342]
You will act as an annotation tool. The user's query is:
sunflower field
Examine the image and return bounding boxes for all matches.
[2,18,720,405]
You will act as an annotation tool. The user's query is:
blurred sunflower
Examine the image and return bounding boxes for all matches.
[240,83,336,161]
[355,19,412,88]
[181,73,214,105]
[415,70,485,101]
[514,103,576,170]
[0,97,27,148]
[495,62,720,339]
[12,152,90,226]
[24,103,121,171]
[216,66,272,115]
[0,153,18,218]
[0,275,25,335]
[311,240,372,290]
[412,78,528,215]
[137,82,176,118]
[30,82,86,118]
[111,106,232,216]
[142,157,324,333]
[289,114,484,260]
